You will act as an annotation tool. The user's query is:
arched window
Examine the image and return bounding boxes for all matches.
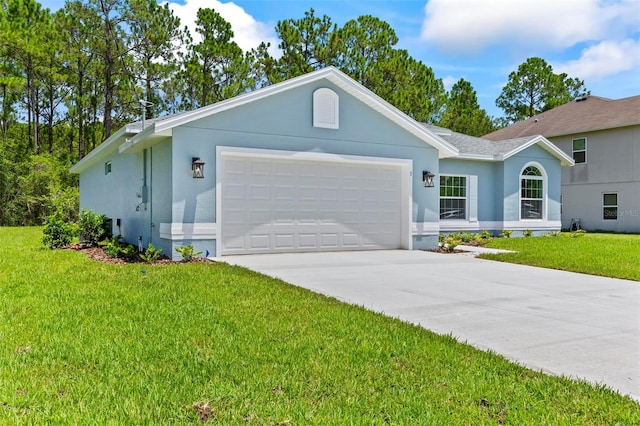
[520,165,544,219]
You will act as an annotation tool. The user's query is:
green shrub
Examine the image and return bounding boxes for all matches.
[78,209,108,246]
[501,229,513,238]
[523,229,533,237]
[547,231,561,237]
[480,230,493,240]
[42,210,76,249]
[99,235,137,260]
[140,243,162,264]
[175,245,203,262]
[442,235,462,252]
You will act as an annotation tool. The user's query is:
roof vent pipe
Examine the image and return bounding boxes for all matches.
[138,100,153,129]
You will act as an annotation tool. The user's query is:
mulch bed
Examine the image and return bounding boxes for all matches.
[67,245,208,265]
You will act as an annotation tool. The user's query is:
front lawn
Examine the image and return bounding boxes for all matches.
[1,227,638,423]
[482,232,640,281]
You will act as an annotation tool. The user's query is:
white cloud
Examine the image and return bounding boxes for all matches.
[442,75,458,90]
[165,0,279,55]
[420,0,640,54]
[554,38,640,80]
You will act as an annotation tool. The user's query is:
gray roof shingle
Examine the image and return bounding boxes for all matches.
[424,125,538,157]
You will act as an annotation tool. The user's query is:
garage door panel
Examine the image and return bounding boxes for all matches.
[221,154,403,255]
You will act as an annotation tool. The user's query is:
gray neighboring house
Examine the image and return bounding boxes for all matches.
[485,95,640,233]
[70,67,572,259]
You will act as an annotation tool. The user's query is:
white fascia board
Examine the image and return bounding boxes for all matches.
[69,126,132,174]
[323,71,459,158]
[146,67,458,159]
[118,122,158,154]
[455,153,499,162]
[502,136,575,166]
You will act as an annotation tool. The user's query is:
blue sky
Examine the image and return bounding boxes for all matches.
[40,0,640,119]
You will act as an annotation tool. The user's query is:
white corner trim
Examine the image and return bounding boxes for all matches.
[412,222,440,235]
[159,223,218,240]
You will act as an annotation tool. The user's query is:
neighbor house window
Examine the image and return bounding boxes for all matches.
[105,161,112,175]
[603,193,618,220]
[440,175,467,219]
[521,166,544,219]
[572,138,586,163]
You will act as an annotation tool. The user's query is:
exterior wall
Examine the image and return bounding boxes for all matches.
[163,80,441,257]
[149,141,173,256]
[550,125,640,232]
[78,149,150,244]
[502,144,563,233]
[438,159,500,232]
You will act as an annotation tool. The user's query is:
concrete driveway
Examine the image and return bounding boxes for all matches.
[220,250,640,400]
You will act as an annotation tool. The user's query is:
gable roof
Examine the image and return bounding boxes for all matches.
[484,95,640,140]
[427,125,574,166]
[71,67,458,174]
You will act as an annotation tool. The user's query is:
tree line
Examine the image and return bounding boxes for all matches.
[0,0,587,226]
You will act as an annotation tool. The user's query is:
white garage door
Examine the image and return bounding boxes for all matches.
[220,151,405,255]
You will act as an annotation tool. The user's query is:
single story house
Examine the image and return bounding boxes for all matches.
[485,95,640,233]
[70,67,573,259]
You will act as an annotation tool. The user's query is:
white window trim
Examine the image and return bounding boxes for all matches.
[439,174,478,223]
[602,192,618,221]
[519,162,547,221]
[572,137,587,164]
[439,174,469,221]
[105,161,112,175]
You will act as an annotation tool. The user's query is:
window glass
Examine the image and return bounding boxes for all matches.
[521,166,543,219]
[603,193,618,220]
[440,176,467,220]
[572,138,586,164]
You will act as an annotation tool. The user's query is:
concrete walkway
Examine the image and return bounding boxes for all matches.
[220,250,640,400]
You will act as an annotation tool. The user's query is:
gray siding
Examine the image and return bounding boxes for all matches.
[551,125,640,232]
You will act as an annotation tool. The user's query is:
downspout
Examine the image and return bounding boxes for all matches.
[149,147,153,245]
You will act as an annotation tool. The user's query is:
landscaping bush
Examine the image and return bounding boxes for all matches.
[501,229,513,238]
[175,245,203,262]
[99,235,137,260]
[523,229,533,237]
[41,210,76,249]
[140,243,162,264]
[78,209,108,246]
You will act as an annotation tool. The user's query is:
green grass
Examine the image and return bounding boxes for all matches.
[1,228,638,424]
[481,232,640,281]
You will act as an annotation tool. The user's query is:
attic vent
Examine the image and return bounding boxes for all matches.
[313,88,339,129]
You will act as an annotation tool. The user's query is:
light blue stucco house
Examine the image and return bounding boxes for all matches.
[70,67,574,259]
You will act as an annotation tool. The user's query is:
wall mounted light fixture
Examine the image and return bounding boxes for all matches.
[422,170,435,187]
[192,157,205,178]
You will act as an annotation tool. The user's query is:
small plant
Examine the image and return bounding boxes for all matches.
[99,235,137,260]
[480,230,493,240]
[140,243,162,264]
[442,234,462,252]
[175,245,203,262]
[501,229,513,238]
[42,210,76,249]
[571,229,587,237]
[547,231,561,237]
[78,209,108,246]
[523,229,533,237]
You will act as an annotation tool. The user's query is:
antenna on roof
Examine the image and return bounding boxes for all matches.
[138,99,153,129]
